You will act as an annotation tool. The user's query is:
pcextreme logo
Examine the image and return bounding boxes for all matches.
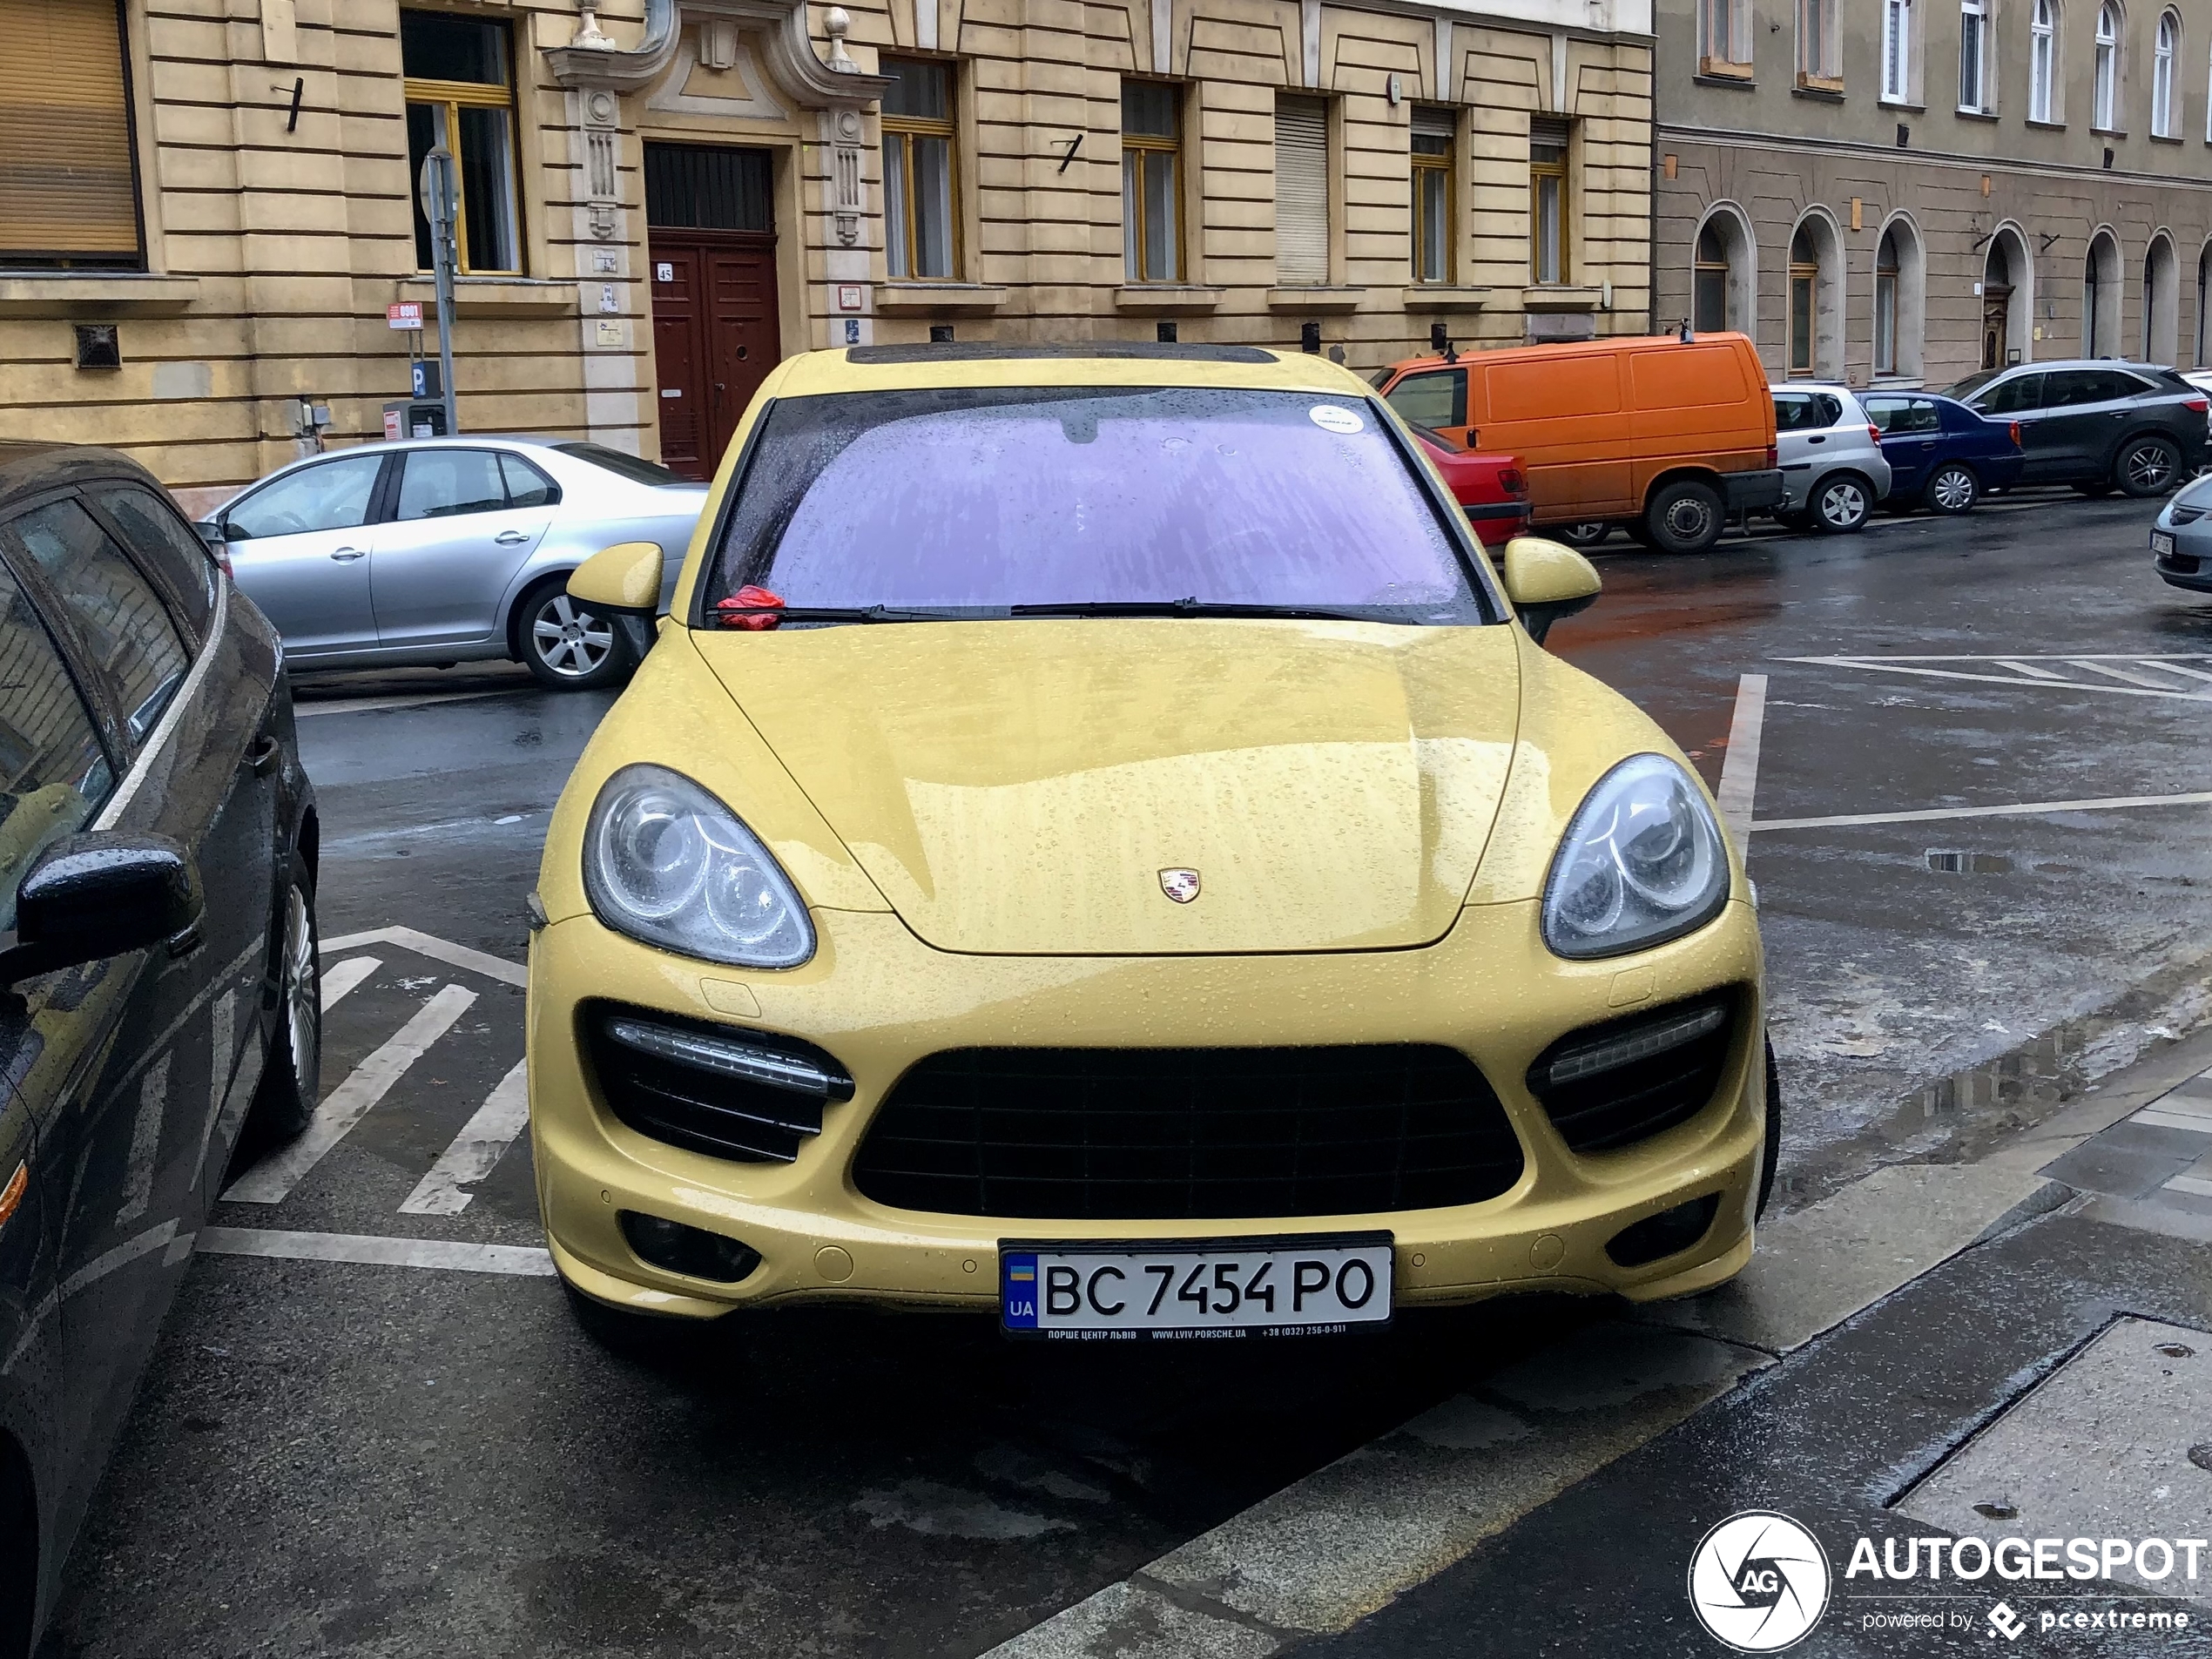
[1688,1511,1834,1652]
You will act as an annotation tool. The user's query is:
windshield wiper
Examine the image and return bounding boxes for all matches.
[714,604,952,624]
[1008,598,1378,622]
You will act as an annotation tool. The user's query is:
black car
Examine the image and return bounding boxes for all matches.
[1940,361,2209,497]
[0,445,319,1656]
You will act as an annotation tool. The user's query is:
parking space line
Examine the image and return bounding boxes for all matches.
[2135,1110,2212,1134]
[2067,658,2193,690]
[293,689,525,718]
[1715,673,1766,852]
[320,926,526,988]
[320,956,381,1008]
[1785,655,2212,702]
[1751,788,2212,833]
[1993,659,2067,680]
[222,984,477,1204]
[399,1059,529,1217]
[2163,1176,2212,1197]
[197,1226,556,1276]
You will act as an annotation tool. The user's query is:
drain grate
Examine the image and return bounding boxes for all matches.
[1926,849,2013,873]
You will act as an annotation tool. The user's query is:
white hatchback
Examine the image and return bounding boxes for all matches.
[1770,385,1895,534]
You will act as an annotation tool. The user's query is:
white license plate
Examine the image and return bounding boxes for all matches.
[2154,531,2177,556]
[999,1233,1393,1341]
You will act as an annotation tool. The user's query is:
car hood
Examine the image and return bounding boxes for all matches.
[693,620,1522,955]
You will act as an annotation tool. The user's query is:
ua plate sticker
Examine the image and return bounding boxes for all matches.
[1000,1235,1393,1341]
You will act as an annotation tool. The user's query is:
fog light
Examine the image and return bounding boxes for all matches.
[1605,1193,1721,1268]
[617,1211,761,1283]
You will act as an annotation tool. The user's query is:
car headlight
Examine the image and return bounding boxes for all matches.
[1541,754,1730,961]
[583,764,814,968]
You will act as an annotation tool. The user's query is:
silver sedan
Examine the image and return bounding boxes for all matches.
[200,436,705,689]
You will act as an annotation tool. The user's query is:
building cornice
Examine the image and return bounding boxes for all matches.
[1656,122,2212,192]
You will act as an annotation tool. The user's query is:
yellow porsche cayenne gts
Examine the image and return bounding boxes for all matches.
[527,341,1775,1345]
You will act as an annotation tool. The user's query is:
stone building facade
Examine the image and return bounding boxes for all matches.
[1653,0,2212,392]
[0,0,1657,507]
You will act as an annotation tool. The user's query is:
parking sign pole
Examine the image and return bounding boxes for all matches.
[420,145,462,435]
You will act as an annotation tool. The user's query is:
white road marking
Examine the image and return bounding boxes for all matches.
[293,689,524,718]
[2068,658,2194,690]
[114,1054,171,1227]
[320,956,381,1008]
[2139,660,2212,685]
[2163,1175,2212,1197]
[1993,658,2067,680]
[222,984,478,1204]
[197,1226,556,1277]
[400,1059,530,1216]
[1786,653,2212,702]
[1751,788,2212,833]
[2135,1110,2212,1134]
[320,927,526,988]
[1714,673,1767,853]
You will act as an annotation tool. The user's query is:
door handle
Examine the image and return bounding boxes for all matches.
[331,547,366,561]
[494,529,529,545]
[243,734,281,778]
[1806,435,1827,444]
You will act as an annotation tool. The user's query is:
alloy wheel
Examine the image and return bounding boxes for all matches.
[532,594,617,678]
[281,880,319,1098]
[2125,441,2178,495]
[1817,478,1868,530]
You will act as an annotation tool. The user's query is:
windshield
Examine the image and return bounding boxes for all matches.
[556,442,683,487]
[705,386,1493,624]
[1940,369,2000,401]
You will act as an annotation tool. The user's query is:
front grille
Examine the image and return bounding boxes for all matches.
[1526,992,1740,1155]
[583,1001,853,1163]
[853,1046,1525,1220]
[2161,551,2202,574]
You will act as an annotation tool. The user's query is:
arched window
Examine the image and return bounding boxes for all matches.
[1789,224,1819,376]
[2154,12,2178,136]
[1695,222,1729,332]
[1875,231,1900,374]
[2094,3,2121,131]
[1960,0,1990,111]
[2031,0,2057,121]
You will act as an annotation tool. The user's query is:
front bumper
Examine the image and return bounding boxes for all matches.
[530,897,1767,1321]
[2154,523,2212,589]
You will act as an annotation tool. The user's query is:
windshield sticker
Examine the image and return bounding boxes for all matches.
[1309,404,1365,435]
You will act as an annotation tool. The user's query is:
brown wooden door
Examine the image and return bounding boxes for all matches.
[649,231,779,480]
[1982,285,2012,370]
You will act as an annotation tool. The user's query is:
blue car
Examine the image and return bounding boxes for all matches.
[1862,391,2026,515]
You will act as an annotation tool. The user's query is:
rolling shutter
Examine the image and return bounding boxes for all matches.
[0,0,140,261]
[1274,96,1329,287]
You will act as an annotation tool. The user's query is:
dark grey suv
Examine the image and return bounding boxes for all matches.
[1940,361,2209,497]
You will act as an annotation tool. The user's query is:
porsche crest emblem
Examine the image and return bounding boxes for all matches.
[1158,868,1201,904]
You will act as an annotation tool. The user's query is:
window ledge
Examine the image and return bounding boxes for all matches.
[0,273,199,316]
[2150,132,2184,145]
[1111,284,1225,314]
[1521,284,1602,313]
[397,276,577,319]
[1265,286,1366,313]
[1402,285,1491,312]
[1694,73,1757,90]
[874,282,1008,314]
[1697,57,1755,81]
[1955,107,2000,121]
[2091,125,2126,138]
[1792,77,1846,102]
[2026,117,2066,130]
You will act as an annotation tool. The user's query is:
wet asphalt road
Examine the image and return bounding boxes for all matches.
[38,489,2212,1656]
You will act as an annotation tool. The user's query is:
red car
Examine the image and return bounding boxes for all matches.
[1412,426,1530,549]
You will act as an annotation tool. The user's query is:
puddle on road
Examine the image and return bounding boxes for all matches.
[1925,849,2014,874]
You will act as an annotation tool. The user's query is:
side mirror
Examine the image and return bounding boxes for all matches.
[1,833,202,985]
[194,518,226,550]
[1501,536,1602,647]
[568,541,664,615]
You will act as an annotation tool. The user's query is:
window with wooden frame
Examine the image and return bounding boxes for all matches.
[1528,117,1569,285]
[1409,107,1454,284]
[1699,0,1752,75]
[881,57,959,281]
[402,10,523,275]
[1797,0,1842,88]
[1788,224,1817,375]
[1122,80,1182,283]
[0,0,143,267]
[1274,94,1330,287]
[1693,221,1730,332]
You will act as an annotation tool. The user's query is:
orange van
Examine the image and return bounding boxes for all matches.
[1372,332,1783,554]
